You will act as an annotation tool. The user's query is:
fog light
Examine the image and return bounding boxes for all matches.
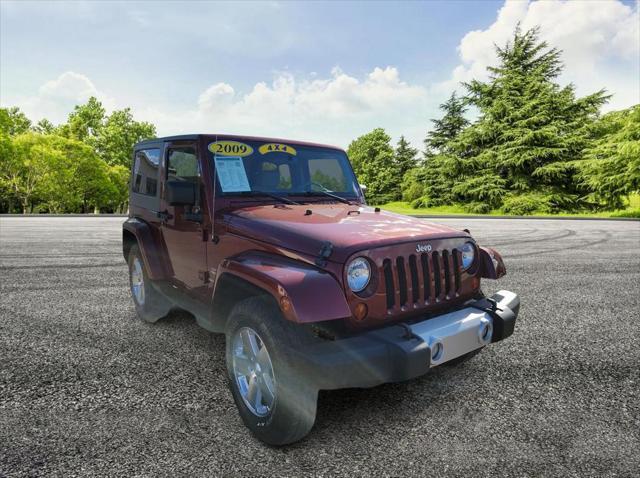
[481,324,490,340]
[431,341,443,361]
[478,317,493,344]
[354,303,368,321]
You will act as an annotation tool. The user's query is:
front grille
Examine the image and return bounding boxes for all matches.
[383,249,463,311]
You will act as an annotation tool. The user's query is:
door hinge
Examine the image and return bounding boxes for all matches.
[201,228,208,242]
[315,241,334,267]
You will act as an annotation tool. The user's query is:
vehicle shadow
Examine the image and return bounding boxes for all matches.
[311,370,451,436]
[159,308,477,448]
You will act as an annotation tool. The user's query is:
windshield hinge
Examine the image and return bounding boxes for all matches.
[315,241,334,267]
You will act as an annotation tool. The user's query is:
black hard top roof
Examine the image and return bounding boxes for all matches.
[134,134,344,151]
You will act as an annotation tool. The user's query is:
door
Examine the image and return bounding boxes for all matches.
[159,142,207,293]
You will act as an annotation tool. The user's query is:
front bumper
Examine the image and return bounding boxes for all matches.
[298,290,520,390]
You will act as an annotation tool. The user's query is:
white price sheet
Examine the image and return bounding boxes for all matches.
[214,156,251,192]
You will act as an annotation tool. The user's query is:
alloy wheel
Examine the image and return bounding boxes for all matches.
[232,327,277,417]
[130,257,145,305]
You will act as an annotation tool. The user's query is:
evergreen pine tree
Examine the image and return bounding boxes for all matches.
[452,26,609,213]
[394,136,418,196]
[424,92,469,158]
[419,93,469,207]
[578,105,640,209]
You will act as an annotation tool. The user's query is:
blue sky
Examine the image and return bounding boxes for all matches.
[1,1,638,148]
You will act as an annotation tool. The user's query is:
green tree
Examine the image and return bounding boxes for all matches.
[451,26,609,212]
[2,133,56,213]
[1,133,117,213]
[96,108,156,167]
[424,92,469,158]
[577,105,640,209]
[0,108,11,134]
[347,128,398,204]
[1,107,32,136]
[401,168,426,203]
[421,154,467,207]
[418,93,470,207]
[61,96,106,143]
[40,134,115,212]
[0,109,17,211]
[59,98,156,167]
[72,152,117,213]
[32,118,57,135]
[106,164,131,213]
[394,136,418,185]
[0,102,155,213]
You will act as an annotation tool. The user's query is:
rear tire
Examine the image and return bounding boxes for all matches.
[127,244,171,323]
[225,296,317,446]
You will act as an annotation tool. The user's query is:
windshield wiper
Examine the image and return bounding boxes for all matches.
[302,189,353,205]
[236,190,300,205]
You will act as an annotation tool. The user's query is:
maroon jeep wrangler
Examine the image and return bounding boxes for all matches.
[123,134,519,445]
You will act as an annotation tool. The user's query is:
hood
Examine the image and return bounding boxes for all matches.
[225,203,469,263]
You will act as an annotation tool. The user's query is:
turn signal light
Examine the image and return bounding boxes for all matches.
[354,303,368,321]
[279,296,293,314]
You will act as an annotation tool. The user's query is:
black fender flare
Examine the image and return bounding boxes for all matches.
[122,217,172,280]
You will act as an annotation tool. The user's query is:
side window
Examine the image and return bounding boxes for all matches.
[132,149,160,196]
[167,146,200,201]
[167,147,199,180]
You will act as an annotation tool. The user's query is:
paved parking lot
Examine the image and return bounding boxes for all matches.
[1,216,639,477]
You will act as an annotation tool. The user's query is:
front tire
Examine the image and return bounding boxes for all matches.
[225,297,317,445]
[127,244,171,323]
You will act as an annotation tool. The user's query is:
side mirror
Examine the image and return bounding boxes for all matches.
[166,180,196,206]
[359,184,367,194]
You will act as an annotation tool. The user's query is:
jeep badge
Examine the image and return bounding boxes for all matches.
[416,243,432,253]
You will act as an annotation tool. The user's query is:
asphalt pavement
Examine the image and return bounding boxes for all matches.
[1,216,639,477]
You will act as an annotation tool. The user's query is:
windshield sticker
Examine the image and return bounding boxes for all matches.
[209,141,253,157]
[258,143,297,156]
[214,156,251,192]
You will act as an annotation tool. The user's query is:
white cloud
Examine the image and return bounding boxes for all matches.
[197,83,236,112]
[39,71,100,102]
[8,71,114,124]
[141,66,433,148]
[2,67,432,148]
[441,0,640,110]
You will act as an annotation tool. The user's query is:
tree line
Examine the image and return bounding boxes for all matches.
[0,98,155,213]
[1,27,638,215]
[348,27,639,214]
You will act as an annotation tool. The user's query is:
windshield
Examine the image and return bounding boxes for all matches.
[209,139,360,199]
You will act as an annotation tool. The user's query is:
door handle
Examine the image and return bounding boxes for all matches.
[155,210,173,222]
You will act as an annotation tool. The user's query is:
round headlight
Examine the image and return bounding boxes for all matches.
[461,242,476,270]
[347,257,371,293]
